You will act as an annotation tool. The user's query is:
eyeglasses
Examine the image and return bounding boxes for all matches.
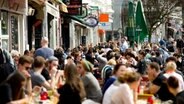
[25,67,31,70]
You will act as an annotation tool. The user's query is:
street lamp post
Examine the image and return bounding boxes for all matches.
[136,26,142,48]
[118,28,122,40]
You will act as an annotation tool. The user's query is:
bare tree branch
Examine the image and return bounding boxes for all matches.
[143,0,181,41]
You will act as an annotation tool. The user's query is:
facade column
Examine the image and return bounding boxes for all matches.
[70,20,75,48]
[43,6,48,37]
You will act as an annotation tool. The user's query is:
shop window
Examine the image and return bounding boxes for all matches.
[2,39,8,50]
[10,15,19,50]
[1,11,8,35]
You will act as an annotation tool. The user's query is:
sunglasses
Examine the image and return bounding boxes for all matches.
[25,67,31,70]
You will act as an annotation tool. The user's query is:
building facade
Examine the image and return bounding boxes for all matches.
[0,0,27,54]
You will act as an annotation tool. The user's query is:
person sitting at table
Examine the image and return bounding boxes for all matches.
[41,56,63,88]
[57,63,86,104]
[0,71,31,104]
[167,76,184,104]
[15,55,34,95]
[146,62,174,101]
[77,60,102,103]
[110,71,141,104]
[30,56,55,90]
[102,64,127,94]
[102,64,131,104]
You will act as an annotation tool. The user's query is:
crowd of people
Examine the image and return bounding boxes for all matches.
[0,36,184,104]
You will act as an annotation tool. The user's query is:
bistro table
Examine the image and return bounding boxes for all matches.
[29,91,59,104]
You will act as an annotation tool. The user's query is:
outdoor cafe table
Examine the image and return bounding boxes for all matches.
[29,95,58,104]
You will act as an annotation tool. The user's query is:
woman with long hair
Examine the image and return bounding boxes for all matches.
[77,60,102,103]
[0,71,30,104]
[57,63,86,104]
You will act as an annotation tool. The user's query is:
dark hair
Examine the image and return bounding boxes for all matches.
[34,56,45,68]
[151,51,156,56]
[155,51,160,57]
[73,51,81,60]
[166,57,177,63]
[145,49,150,54]
[54,48,65,70]
[139,50,146,57]
[66,55,73,59]
[167,76,179,89]
[115,53,121,60]
[6,71,26,100]
[18,55,33,65]
[113,64,125,75]
[24,50,29,55]
[173,53,181,58]
[64,63,86,100]
[148,62,160,72]
[106,50,114,61]
[125,52,135,58]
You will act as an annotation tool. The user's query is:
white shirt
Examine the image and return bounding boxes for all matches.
[102,83,120,104]
[111,83,134,104]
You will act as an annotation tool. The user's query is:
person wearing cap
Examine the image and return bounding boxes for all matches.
[35,37,54,59]
[41,56,63,87]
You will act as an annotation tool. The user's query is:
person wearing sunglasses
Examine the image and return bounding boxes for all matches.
[16,55,34,94]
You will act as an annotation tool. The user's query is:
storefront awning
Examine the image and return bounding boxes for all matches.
[53,0,68,13]
[63,14,99,27]
[59,2,68,13]
[28,0,45,6]
[1,0,27,14]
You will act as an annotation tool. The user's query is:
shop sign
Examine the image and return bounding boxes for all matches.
[99,13,109,22]
[85,16,98,27]
[65,0,82,15]
[76,6,88,18]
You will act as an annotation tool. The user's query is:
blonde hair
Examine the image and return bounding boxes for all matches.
[107,59,116,66]
[11,50,20,57]
[165,61,177,71]
[118,71,141,83]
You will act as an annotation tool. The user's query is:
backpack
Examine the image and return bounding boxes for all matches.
[0,49,5,65]
[0,49,15,83]
[101,65,113,83]
[176,39,184,49]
